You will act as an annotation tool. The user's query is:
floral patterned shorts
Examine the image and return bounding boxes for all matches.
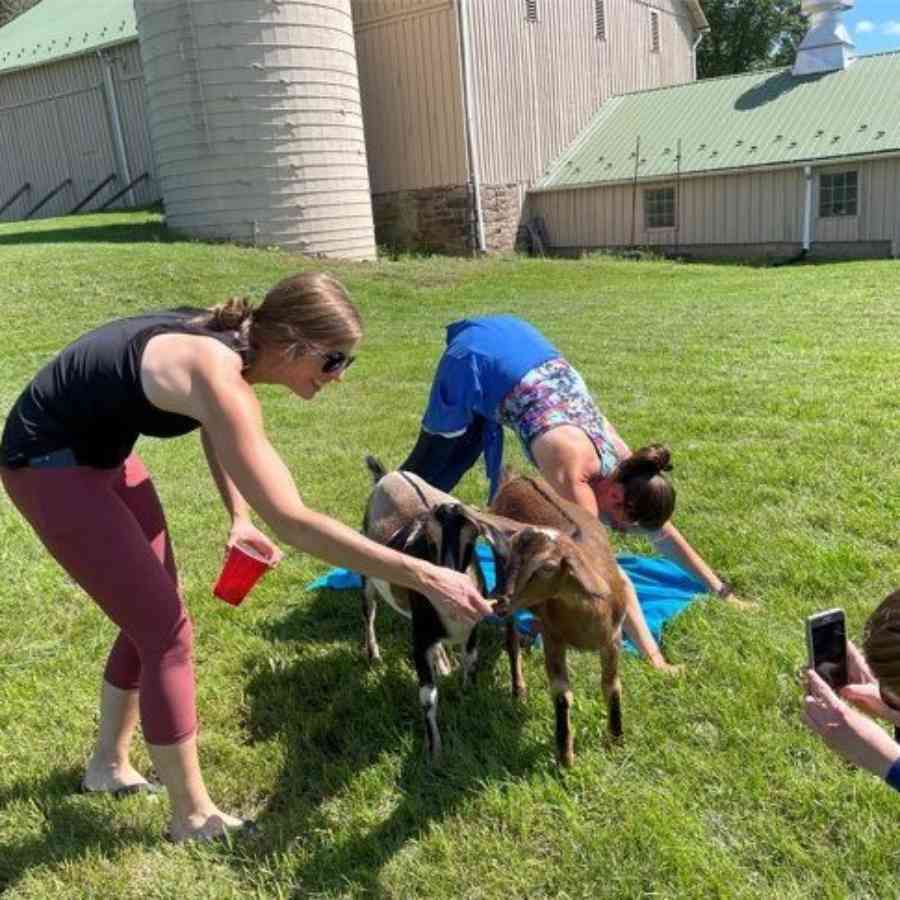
[499,357,619,477]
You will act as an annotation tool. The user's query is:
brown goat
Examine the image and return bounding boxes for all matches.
[490,472,628,766]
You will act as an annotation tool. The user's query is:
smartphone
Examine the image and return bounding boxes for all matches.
[805,608,848,691]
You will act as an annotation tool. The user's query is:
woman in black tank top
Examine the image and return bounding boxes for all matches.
[0,272,491,844]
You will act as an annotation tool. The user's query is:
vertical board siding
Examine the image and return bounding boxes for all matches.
[0,42,160,221]
[530,165,814,248]
[352,0,467,193]
[136,0,376,259]
[534,159,900,249]
[470,0,697,186]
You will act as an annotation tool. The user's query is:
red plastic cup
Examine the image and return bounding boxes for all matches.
[213,542,272,606]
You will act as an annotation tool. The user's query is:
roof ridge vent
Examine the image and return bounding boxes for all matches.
[793,0,855,76]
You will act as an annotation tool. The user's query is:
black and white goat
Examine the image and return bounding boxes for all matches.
[361,456,507,761]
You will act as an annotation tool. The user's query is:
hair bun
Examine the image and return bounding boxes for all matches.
[624,443,672,478]
[210,296,254,331]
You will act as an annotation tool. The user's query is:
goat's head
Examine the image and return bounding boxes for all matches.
[492,527,602,616]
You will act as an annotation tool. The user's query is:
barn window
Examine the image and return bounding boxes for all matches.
[819,171,858,217]
[644,186,675,228]
[525,0,537,23]
[650,10,660,52]
[595,0,606,40]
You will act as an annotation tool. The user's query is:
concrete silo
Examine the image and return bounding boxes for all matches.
[134,0,376,259]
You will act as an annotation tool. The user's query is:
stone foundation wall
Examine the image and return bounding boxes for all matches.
[371,182,525,255]
[552,241,895,261]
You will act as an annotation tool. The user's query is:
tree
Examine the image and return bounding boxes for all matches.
[0,0,42,30]
[697,0,808,79]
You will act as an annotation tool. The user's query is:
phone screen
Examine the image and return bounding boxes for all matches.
[810,615,848,690]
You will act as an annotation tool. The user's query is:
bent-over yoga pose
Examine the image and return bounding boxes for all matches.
[401,314,742,673]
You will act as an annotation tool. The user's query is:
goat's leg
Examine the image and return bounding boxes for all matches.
[543,635,574,767]
[411,600,447,763]
[361,578,381,663]
[461,624,479,689]
[599,638,623,741]
[506,620,527,699]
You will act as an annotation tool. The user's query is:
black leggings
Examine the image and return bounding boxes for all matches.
[400,419,487,493]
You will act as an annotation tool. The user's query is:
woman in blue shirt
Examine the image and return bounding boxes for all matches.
[401,315,739,672]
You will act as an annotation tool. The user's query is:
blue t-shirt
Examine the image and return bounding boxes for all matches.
[421,316,559,496]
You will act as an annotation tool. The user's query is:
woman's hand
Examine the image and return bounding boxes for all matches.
[846,639,876,685]
[839,683,900,726]
[803,669,900,777]
[228,519,284,566]
[418,564,493,623]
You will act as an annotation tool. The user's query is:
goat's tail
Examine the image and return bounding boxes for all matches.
[365,454,388,484]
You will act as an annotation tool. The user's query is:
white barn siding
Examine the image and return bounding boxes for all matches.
[0,43,158,221]
[531,157,900,255]
[469,0,697,186]
[352,0,467,193]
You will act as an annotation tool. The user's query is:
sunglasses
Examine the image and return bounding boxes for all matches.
[315,350,356,374]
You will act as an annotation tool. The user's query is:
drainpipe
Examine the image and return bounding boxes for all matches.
[802,164,813,252]
[774,165,812,266]
[456,0,486,253]
[691,31,704,80]
[97,48,135,207]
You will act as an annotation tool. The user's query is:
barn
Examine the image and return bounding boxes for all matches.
[0,0,157,222]
[528,4,900,260]
[0,0,709,256]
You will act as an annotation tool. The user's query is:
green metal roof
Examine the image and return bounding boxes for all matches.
[534,51,900,192]
[0,0,136,76]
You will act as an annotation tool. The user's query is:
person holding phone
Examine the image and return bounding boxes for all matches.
[400,314,744,673]
[0,272,491,843]
[803,591,900,789]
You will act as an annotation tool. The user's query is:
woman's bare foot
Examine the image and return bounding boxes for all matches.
[649,655,684,676]
[723,594,759,611]
[164,810,250,843]
[82,754,154,793]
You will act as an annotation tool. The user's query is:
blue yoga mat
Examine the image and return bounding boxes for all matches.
[306,543,707,654]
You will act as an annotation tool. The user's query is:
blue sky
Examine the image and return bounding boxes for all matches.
[842,1,900,55]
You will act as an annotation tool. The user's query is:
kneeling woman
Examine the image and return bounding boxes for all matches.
[401,314,738,673]
[0,273,490,843]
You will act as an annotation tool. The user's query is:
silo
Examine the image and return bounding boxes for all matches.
[134,0,376,259]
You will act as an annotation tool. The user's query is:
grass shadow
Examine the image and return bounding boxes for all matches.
[234,586,543,895]
[0,766,154,893]
[0,220,181,246]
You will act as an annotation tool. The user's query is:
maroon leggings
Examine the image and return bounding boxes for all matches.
[1,454,196,745]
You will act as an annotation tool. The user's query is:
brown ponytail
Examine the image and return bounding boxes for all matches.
[863,590,900,702]
[207,296,254,332]
[613,444,675,530]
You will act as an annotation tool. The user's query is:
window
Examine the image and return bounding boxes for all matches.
[644,186,675,228]
[819,171,858,217]
[525,0,537,23]
[650,10,660,53]
[594,0,606,40]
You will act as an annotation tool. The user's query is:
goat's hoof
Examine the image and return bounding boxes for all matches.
[512,685,528,701]
[558,751,575,768]
[363,645,382,664]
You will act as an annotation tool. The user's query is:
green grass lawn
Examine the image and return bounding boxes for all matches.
[1,211,900,899]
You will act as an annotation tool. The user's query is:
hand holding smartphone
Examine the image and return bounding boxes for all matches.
[806,608,848,691]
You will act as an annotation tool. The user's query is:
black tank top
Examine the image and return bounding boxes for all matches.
[0,308,249,469]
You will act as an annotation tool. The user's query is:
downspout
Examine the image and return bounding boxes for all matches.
[802,164,813,252]
[97,49,135,207]
[456,0,486,253]
[691,31,704,80]
[774,165,812,266]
